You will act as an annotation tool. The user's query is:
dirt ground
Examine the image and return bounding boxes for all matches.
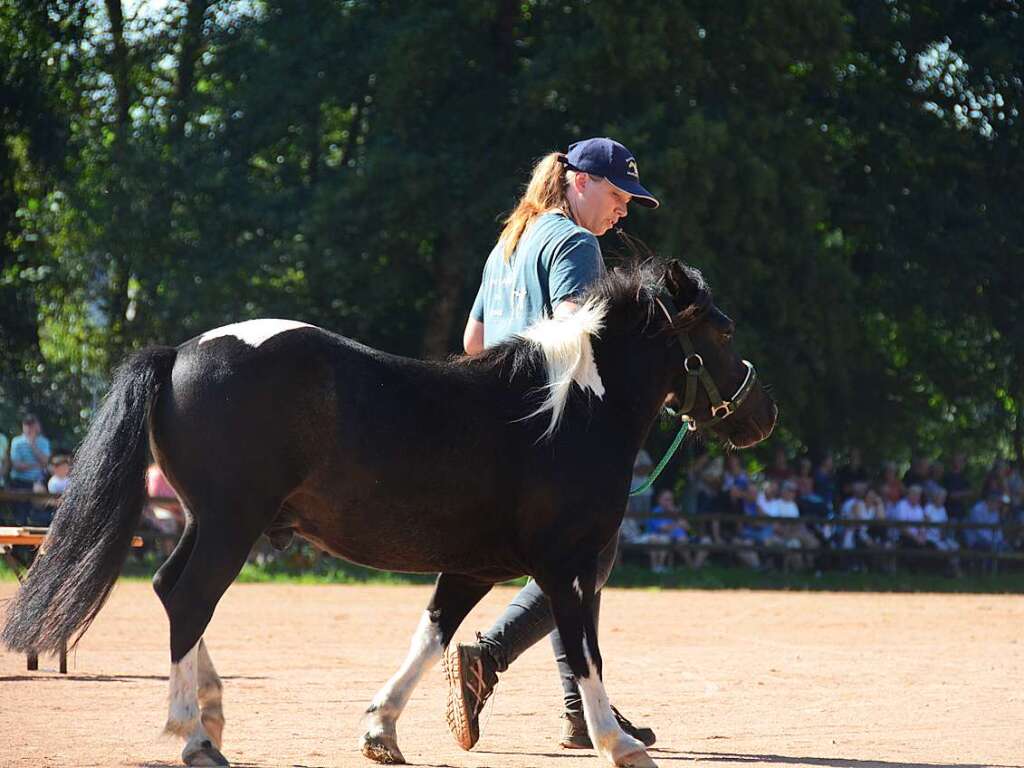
[1,581,1022,768]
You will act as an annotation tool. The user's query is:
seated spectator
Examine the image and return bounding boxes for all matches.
[144,462,185,556]
[964,491,1006,552]
[795,457,829,520]
[923,487,958,552]
[879,461,905,517]
[8,414,51,526]
[737,481,774,573]
[924,486,961,577]
[813,453,837,515]
[0,428,9,487]
[924,460,946,500]
[942,453,972,522]
[836,448,868,503]
[759,480,819,570]
[863,488,888,544]
[694,456,725,543]
[41,455,73,525]
[892,485,928,548]
[794,457,816,498]
[765,447,792,484]
[722,455,750,513]
[903,454,931,488]
[647,489,709,571]
[838,482,873,550]
[47,454,71,496]
[980,460,1010,501]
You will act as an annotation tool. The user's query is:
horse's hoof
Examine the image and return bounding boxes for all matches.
[615,749,657,768]
[360,734,406,764]
[183,740,230,767]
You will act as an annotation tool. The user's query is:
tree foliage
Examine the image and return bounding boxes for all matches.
[0,0,1021,468]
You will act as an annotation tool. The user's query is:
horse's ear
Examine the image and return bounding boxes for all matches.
[664,261,699,307]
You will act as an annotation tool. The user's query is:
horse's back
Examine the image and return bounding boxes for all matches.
[152,320,355,500]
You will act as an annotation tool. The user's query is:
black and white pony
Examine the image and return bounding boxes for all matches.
[2,259,776,768]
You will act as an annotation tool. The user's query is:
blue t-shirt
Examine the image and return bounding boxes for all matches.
[471,213,604,347]
[9,434,51,483]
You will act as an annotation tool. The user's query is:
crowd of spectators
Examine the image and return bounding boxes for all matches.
[4,408,1023,575]
[621,446,1024,574]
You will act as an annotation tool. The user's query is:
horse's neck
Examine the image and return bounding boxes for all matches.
[593,344,675,456]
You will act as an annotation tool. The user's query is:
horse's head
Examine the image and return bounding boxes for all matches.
[658,261,777,450]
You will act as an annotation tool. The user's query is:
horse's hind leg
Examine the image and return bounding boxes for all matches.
[196,639,224,748]
[360,573,492,764]
[160,507,270,767]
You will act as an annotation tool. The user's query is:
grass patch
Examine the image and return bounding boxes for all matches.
[2,553,1021,593]
[607,563,1024,593]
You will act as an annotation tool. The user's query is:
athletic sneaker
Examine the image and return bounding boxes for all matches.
[442,640,499,750]
[559,707,657,749]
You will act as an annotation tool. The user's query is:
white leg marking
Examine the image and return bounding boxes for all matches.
[197,639,225,749]
[198,319,314,348]
[577,643,652,767]
[360,611,444,761]
[370,610,444,720]
[166,643,200,738]
[166,640,223,762]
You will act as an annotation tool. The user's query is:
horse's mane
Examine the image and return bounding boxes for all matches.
[457,257,711,438]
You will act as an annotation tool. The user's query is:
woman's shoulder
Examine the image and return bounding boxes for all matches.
[531,212,598,246]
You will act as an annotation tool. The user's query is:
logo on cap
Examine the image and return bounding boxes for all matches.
[626,158,639,179]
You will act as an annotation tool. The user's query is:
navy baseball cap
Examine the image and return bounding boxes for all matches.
[563,137,659,208]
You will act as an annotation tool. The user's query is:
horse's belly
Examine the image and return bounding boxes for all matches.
[289,495,516,576]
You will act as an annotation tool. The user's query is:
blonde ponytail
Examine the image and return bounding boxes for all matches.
[499,152,571,263]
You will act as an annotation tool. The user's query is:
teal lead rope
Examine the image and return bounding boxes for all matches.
[629,416,695,496]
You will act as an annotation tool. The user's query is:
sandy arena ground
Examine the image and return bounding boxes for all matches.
[1,580,1022,768]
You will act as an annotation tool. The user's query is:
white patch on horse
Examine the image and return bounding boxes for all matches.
[572,576,584,602]
[197,639,225,749]
[519,298,607,438]
[361,610,444,759]
[198,319,313,349]
[577,653,649,766]
[165,643,200,737]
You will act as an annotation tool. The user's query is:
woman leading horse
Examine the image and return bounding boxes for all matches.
[447,137,660,754]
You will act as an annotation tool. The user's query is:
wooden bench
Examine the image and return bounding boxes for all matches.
[1,526,143,674]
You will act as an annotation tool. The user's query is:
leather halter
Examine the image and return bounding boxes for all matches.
[654,296,758,431]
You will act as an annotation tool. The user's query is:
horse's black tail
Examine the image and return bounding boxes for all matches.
[1,346,178,655]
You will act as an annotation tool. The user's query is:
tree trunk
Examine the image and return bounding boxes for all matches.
[103,0,131,148]
[169,0,209,143]
[1014,353,1024,471]
[102,0,131,359]
[421,234,466,360]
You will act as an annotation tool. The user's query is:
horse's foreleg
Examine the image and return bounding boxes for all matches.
[360,573,492,764]
[541,571,655,768]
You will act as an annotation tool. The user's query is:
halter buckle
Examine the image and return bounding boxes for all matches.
[683,353,704,373]
[710,401,734,419]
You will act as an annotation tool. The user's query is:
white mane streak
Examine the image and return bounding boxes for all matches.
[518,298,607,439]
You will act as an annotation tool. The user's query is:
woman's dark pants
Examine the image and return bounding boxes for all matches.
[477,533,619,715]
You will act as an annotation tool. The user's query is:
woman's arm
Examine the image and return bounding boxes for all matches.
[463,317,485,356]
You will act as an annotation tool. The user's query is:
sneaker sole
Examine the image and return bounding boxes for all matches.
[560,738,593,750]
[441,647,478,751]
